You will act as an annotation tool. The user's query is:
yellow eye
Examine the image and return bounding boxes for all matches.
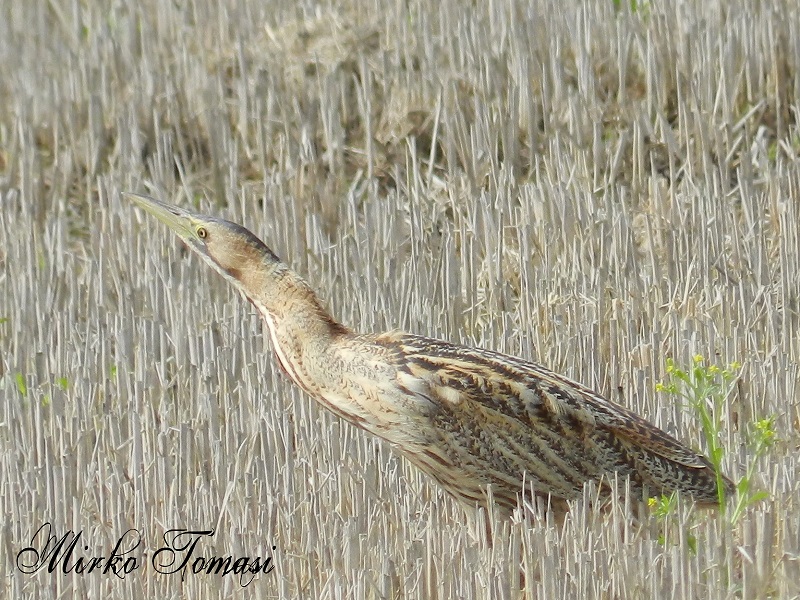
[197,227,208,239]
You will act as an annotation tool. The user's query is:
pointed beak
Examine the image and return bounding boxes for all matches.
[123,192,198,243]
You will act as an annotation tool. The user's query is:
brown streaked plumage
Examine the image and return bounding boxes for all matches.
[126,192,734,515]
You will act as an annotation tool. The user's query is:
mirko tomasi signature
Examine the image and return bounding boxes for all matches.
[15,523,277,587]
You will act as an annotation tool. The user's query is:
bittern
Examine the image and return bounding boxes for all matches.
[127,192,734,516]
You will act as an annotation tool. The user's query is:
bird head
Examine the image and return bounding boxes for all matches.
[125,192,284,296]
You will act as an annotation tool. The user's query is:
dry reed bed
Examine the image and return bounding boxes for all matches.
[1,0,799,598]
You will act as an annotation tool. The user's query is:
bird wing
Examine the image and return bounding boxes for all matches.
[524,365,713,469]
[388,333,711,470]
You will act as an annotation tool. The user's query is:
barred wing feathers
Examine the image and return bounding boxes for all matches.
[380,333,730,508]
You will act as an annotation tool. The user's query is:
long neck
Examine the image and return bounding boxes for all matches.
[243,261,413,436]
[244,263,350,392]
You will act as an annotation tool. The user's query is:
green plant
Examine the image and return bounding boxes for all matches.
[655,355,774,524]
[612,0,650,14]
[729,416,774,525]
[648,492,698,553]
[655,355,735,509]
[14,373,27,397]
